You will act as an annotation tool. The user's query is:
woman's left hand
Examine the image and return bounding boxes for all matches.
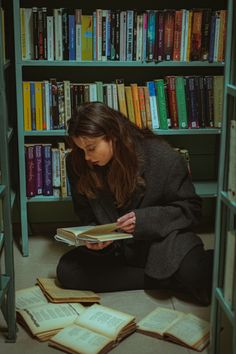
[117,211,136,233]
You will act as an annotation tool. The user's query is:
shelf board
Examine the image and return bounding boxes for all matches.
[24,130,67,136]
[27,195,72,203]
[11,190,16,209]
[25,182,217,202]
[194,181,217,198]
[215,287,234,325]
[24,128,221,137]
[18,60,225,68]
[0,275,10,306]
[0,185,6,197]
[220,191,236,213]
[227,84,236,97]
[154,128,221,135]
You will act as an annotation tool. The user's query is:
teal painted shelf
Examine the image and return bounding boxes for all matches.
[24,128,221,137]
[220,191,236,213]
[215,287,234,325]
[27,195,72,202]
[194,181,217,198]
[227,84,236,97]
[7,127,14,142]
[3,59,10,70]
[18,60,225,68]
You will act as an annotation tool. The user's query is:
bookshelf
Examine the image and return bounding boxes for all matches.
[0,0,17,342]
[210,0,236,352]
[13,0,226,256]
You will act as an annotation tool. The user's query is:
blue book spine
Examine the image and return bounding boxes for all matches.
[93,12,97,61]
[69,14,76,60]
[208,13,216,63]
[30,82,36,130]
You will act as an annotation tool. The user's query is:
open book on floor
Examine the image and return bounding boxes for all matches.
[16,285,85,341]
[36,277,100,303]
[49,303,136,354]
[55,222,133,246]
[137,307,210,352]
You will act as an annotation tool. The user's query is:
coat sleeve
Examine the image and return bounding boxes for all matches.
[134,155,202,240]
[66,154,97,226]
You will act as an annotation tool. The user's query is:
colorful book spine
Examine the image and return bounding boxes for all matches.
[146,81,159,130]
[23,82,32,131]
[42,144,53,196]
[34,144,43,195]
[155,79,168,129]
[25,145,36,197]
[175,76,188,129]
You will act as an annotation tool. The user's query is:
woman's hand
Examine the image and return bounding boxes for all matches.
[117,211,136,233]
[85,240,113,250]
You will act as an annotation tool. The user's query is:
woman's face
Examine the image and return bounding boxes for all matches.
[73,136,113,166]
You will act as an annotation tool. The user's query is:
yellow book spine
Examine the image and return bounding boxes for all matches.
[34,82,43,131]
[131,83,142,128]
[81,15,93,61]
[125,86,135,124]
[23,81,32,131]
[20,8,26,60]
[116,82,128,117]
[186,11,193,62]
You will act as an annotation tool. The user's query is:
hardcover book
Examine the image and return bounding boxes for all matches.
[49,304,136,354]
[137,307,210,351]
[55,223,133,246]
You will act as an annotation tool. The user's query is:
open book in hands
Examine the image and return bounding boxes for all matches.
[49,303,136,354]
[137,307,210,352]
[55,222,133,246]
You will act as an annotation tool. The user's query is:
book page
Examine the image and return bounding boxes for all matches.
[75,304,135,339]
[137,307,184,337]
[37,277,100,302]
[50,324,113,354]
[165,313,210,348]
[18,302,84,335]
[78,232,133,242]
[16,286,48,310]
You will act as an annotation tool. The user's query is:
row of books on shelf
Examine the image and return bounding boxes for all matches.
[20,7,227,63]
[16,278,210,353]
[23,75,224,132]
[24,143,191,199]
[25,142,71,198]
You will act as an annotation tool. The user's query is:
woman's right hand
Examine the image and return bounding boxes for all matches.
[85,240,113,250]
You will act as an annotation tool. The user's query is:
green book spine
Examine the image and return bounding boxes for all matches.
[154,79,168,129]
[176,76,188,129]
[95,81,104,102]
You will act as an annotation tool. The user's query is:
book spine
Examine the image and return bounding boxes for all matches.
[52,148,61,188]
[166,76,179,128]
[201,8,211,61]
[42,144,53,196]
[126,10,134,61]
[190,9,203,61]
[75,9,82,61]
[46,14,54,61]
[34,144,43,195]
[175,76,188,129]
[197,76,207,128]
[69,13,76,61]
[54,8,63,61]
[155,79,168,129]
[131,83,142,128]
[32,7,39,59]
[186,76,199,128]
[163,10,175,61]
[25,145,36,197]
[204,76,214,127]
[173,10,183,61]
[81,15,93,60]
[125,86,136,124]
[157,11,164,61]
[64,80,72,127]
[61,9,69,60]
[143,86,152,129]
[116,79,128,117]
[146,81,159,129]
[213,76,224,128]
[138,86,147,127]
[58,142,67,197]
[34,81,43,130]
[50,78,59,129]
[23,81,32,131]
[30,82,36,130]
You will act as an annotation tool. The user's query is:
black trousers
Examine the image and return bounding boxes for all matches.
[56,243,213,306]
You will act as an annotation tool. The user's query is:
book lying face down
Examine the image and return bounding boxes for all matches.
[55,222,133,246]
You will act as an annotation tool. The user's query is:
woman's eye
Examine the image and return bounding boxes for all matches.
[87,146,96,152]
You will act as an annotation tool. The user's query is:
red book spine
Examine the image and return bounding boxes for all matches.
[163,10,175,61]
[166,76,179,128]
[173,10,183,61]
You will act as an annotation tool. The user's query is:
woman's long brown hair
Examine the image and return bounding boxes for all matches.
[67,102,155,207]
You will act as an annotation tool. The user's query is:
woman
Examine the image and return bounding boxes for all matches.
[57,102,213,306]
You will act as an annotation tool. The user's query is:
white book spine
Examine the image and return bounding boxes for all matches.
[136,14,143,61]
[213,16,220,62]
[126,10,134,61]
[96,9,102,61]
[111,83,119,110]
[42,80,50,130]
[47,15,54,61]
[54,9,63,61]
[64,80,71,126]
[89,83,98,102]
[25,8,33,60]
[52,148,61,188]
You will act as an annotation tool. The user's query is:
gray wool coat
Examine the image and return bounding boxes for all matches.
[66,137,203,280]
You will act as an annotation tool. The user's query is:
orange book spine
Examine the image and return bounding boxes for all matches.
[131,83,142,128]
